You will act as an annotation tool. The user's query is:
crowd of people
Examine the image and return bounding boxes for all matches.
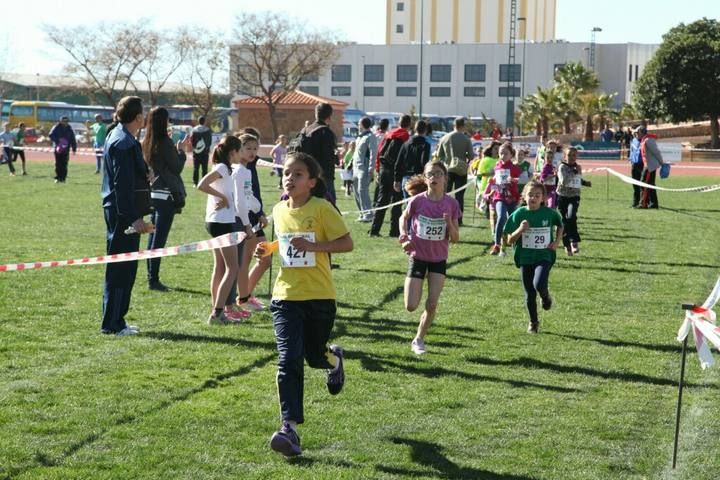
[8,93,667,458]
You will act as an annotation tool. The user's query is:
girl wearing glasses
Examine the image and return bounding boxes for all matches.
[398,161,460,355]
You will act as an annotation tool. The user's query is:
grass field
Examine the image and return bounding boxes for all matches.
[1,160,719,479]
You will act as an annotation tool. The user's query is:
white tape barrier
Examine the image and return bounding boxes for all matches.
[677,276,720,369]
[0,231,246,273]
[590,167,720,193]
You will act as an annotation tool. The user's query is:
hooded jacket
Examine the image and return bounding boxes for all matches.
[394,134,431,182]
[191,125,212,157]
[376,127,410,172]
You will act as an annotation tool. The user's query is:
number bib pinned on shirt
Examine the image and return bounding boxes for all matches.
[521,227,551,249]
[544,176,557,186]
[569,176,582,189]
[494,168,511,185]
[416,215,446,241]
[278,232,316,267]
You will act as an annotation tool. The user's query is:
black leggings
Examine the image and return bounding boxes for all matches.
[557,195,580,248]
[520,261,552,326]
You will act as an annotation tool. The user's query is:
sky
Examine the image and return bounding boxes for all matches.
[1,0,718,76]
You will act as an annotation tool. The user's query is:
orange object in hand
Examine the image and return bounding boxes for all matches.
[259,240,279,257]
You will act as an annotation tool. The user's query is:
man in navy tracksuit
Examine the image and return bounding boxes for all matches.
[628,130,644,208]
[100,96,153,336]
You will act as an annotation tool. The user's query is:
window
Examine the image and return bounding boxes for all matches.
[464,87,486,97]
[464,64,486,82]
[628,64,633,82]
[397,64,417,82]
[331,65,352,82]
[499,86,521,97]
[301,72,319,82]
[396,24,404,34]
[364,86,384,97]
[635,65,639,81]
[397,1,404,11]
[430,65,451,82]
[499,64,521,82]
[430,87,451,97]
[10,105,34,117]
[331,86,351,96]
[553,63,566,74]
[364,65,384,82]
[397,86,417,97]
[299,85,319,95]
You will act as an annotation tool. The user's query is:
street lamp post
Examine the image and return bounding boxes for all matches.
[36,73,40,101]
[518,17,527,135]
[418,0,424,118]
[590,27,602,70]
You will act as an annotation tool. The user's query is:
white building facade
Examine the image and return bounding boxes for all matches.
[386,0,557,45]
[284,42,657,126]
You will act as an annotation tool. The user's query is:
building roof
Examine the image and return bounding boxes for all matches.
[234,89,348,107]
[0,72,193,93]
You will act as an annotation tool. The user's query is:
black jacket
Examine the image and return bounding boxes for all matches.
[394,135,431,182]
[300,120,337,181]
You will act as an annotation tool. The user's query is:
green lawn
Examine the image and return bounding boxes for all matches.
[0,160,719,479]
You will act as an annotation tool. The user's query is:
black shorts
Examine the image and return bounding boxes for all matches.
[206,221,235,238]
[248,210,265,238]
[407,257,447,279]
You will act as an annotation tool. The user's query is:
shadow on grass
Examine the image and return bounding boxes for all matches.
[166,286,209,295]
[349,351,579,393]
[584,255,718,270]
[570,264,674,276]
[468,356,684,387]
[143,331,276,350]
[544,332,682,354]
[658,206,717,221]
[376,437,537,480]
[20,354,275,477]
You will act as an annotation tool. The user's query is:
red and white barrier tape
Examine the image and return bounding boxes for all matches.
[677,276,720,369]
[0,231,246,273]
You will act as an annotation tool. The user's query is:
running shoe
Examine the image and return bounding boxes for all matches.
[498,250,507,257]
[527,322,539,334]
[207,311,231,325]
[116,326,139,336]
[565,247,574,257]
[223,306,250,322]
[411,338,426,355]
[490,245,501,255]
[571,243,580,255]
[245,297,266,311]
[270,422,302,456]
[326,345,345,395]
[541,292,553,311]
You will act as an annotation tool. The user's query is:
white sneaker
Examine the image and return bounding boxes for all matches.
[127,324,140,332]
[498,250,507,257]
[411,338,426,355]
[116,326,139,336]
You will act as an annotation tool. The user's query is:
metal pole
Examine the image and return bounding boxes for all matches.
[606,170,609,203]
[518,18,527,135]
[672,335,689,469]
[472,179,477,225]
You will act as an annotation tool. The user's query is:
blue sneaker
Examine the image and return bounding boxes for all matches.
[270,422,302,456]
[326,345,345,395]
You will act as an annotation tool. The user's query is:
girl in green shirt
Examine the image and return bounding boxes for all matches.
[504,180,563,333]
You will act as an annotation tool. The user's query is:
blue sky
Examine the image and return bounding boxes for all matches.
[1,0,718,75]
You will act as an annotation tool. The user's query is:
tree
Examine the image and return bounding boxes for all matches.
[44,22,147,106]
[178,33,228,119]
[230,12,341,139]
[633,18,720,148]
[553,62,600,134]
[131,28,191,107]
[578,92,617,141]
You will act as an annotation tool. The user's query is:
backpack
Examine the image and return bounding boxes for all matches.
[287,124,330,158]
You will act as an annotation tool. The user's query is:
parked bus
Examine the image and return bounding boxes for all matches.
[166,105,237,133]
[8,101,114,130]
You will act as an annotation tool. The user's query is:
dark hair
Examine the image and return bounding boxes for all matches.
[198,116,206,125]
[360,116,373,129]
[424,160,448,177]
[522,179,546,199]
[239,126,261,139]
[116,96,143,124]
[379,118,389,130]
[482,141,501,158]
[454,117,465,129]
[141,107,169,168]
[399,114,412,129]
[285,152,327,198]
[316,103,333,121]
[415,120,428,135]
[212,135,242,168]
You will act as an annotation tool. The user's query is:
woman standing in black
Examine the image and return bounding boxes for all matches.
[141,107,187,291]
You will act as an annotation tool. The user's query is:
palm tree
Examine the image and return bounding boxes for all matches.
[578,92,618,141]
[517,95,542,136]
[554,62,600,134]
[532,86,563,140]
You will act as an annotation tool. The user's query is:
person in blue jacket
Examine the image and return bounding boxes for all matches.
[628,129,644,208]
[100,96,154,336]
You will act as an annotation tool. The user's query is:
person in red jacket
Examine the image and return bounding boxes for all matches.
[369,114,411,237]
[483,141,521,256]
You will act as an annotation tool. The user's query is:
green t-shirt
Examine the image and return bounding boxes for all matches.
[92,122,108,146]
[503,206,563,267]
[476,156,497,193]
